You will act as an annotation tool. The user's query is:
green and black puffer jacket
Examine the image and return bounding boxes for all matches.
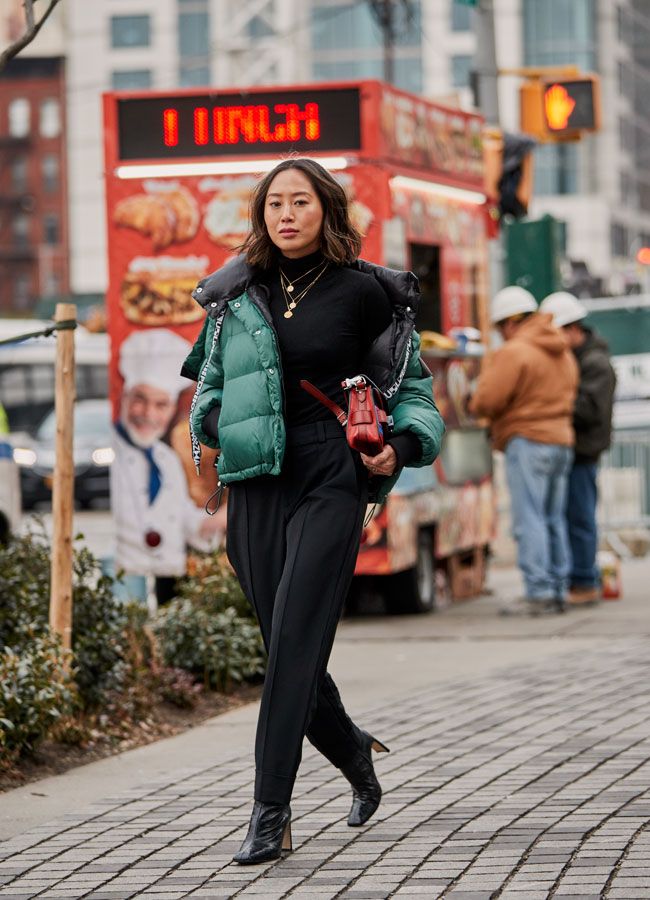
[181,256,445,503]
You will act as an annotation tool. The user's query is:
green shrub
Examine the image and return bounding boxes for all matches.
[152,550,265,691]
[157,667,203,709]
[180,550,253,617]
[0,531,130,708]
[0,634,76,758]
[153,601,265,691]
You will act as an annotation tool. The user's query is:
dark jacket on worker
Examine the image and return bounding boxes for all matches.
[573,327,617,463]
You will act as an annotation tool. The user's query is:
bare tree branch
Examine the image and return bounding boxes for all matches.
[0,0,63,72]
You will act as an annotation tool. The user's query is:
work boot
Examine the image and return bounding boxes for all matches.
[568,585,601,606]
[499,597,565,617]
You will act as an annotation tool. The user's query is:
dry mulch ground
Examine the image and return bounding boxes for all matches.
[0,683,261,794]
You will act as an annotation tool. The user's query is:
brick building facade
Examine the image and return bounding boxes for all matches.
[0,56,68,313]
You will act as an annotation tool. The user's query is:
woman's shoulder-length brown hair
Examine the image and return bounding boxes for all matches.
[239,157,363,269]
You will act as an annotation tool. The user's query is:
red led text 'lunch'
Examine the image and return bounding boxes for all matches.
[162,103,321,148]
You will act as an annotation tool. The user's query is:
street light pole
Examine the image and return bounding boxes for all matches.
[383,4,394,85]
[367,0,395,84]
[366,0,415,86]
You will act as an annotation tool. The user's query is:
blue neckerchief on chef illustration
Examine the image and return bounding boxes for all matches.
[115,421,162,504]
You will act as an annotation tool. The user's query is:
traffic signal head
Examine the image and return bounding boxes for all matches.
[484,129,535,222]
[637,247,650,266]
[521,75,601,142]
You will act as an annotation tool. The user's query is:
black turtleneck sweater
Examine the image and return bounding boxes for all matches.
[267,250,421,467]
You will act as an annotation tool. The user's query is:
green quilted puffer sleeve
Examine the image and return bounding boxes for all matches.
[388,331,445,467]
[186,316,225,450]
[181,315,209,381]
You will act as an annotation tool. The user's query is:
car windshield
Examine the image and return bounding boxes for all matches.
[37,403,111,443]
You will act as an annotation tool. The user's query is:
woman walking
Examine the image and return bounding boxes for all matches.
[182,158,444,864]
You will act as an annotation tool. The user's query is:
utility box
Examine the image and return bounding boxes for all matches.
[504,214,563,302]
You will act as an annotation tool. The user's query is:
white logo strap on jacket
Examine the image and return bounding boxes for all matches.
[189,309,225,475]
[384,337,412,400]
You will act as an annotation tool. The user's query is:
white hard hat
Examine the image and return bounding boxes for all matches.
[490,286,538,324]
[119,328,193,399]
[539,291,587,328]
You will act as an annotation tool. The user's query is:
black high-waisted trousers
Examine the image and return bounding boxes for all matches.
[226,419,369,804]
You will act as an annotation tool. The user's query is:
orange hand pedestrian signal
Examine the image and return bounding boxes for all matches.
[544,84,576,131]
[520,74,601,143]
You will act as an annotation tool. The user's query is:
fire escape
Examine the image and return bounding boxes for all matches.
[212,0,309,88]
[0,132,35,311]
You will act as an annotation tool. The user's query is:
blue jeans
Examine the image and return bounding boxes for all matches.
[567,461,599,588]
[505,437,573,601]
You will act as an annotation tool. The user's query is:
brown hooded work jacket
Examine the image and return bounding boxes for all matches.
[469,312,579,452]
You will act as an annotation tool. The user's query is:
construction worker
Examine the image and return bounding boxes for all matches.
[540,292,616,605]
[470,286,579,615]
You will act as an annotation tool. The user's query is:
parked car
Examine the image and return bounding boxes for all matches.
[13,399,114,509]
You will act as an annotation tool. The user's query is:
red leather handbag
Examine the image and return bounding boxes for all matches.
[300,375,391,456]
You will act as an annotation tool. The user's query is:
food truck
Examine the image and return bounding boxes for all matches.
[103,79,494,613]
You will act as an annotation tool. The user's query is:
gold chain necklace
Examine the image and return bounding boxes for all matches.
[281,262,329,318]
[279,258,325,294]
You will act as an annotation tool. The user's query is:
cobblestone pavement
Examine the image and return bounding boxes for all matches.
[1,639,649,900]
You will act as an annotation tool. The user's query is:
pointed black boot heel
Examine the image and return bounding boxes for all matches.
[233,801,292,864]
[341,731,390,827]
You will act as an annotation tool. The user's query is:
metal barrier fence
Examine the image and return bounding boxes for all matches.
[598,430,650,530]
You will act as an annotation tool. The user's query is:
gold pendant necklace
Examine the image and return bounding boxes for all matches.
[281,262,328,318]
[279,258,325,294]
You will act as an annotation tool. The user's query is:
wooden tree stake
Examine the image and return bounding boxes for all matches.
[49,303,77,651]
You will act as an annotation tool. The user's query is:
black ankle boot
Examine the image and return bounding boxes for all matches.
[340,731,390,827]
[233,801,292,864]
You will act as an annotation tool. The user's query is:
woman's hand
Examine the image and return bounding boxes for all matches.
[360,444,397,477]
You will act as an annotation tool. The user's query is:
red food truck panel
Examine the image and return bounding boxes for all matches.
[103,81,492,605]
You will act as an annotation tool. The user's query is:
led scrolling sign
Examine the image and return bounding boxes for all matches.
[116,88,362,161]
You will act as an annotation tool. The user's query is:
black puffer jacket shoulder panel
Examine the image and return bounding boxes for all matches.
[187,255,420,397]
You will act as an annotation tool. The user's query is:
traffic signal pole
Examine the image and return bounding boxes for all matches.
[472,0,503,302]
[472,0,500,125]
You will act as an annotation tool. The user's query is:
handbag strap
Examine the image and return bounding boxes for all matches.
[300,379,348,426]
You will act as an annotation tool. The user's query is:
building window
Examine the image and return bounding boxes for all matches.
[111,69,152,89]
[42,154,59,192]
[313,2,420,50]
[248,14,274,38]
[451,54,473,88]
[620,172,635,207]
[39,98,60,138]
[179,64,211,87]
[43,271,60,297]
[313,59,382,81]
[523,0,596,71]
[534,143,579,195]
[311,1,421,92]
[12,212,30,246]
[43,214,60,245]
[8,98,30,137]
[451,1,472,31]
[178,3,210,88]
[179,12,209,56]
[394,56,423,94]
[11,156,28,193]
[610,222,628,257]
[13,274,31,310]
[111,15,151,48]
